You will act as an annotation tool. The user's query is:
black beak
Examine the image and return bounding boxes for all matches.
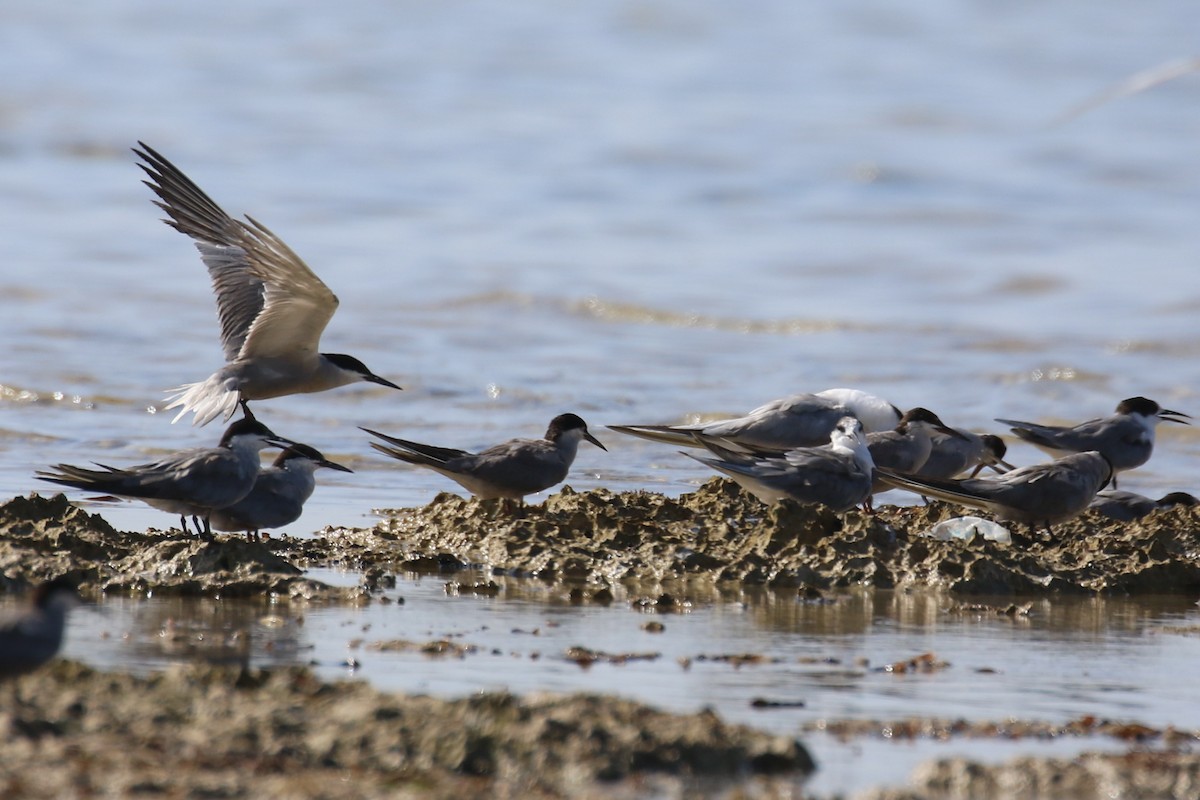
[366,373,403,391]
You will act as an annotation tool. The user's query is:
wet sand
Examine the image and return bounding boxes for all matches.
[3,486,1200,797]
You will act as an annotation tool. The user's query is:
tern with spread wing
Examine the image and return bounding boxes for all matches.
[135,143,401,426]
[362,413,607,500]
[210,443,353,540]
[37,417,291,536]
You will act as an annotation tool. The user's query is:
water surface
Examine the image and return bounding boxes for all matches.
[3,1,1200,795]
[44,578,1200,796]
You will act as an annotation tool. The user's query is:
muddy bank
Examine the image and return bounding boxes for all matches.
[856,750,1200,800]
[832,715,1200,799]
[0,493,364,601]
[353,481,1200,594]
[4,482,1200,598]
[0,660,810,798]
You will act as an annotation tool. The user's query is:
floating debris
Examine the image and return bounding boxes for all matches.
[564,647,661,668]
[878,652,950,675]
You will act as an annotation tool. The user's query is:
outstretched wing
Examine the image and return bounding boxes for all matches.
[135,142,338,363]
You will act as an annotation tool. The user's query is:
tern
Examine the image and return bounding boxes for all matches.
[683,416,875,512]
[0,578,82,680]
[361,413,607,500]
[608,388,902,453]
[867,408,965,477]
[918,431,1013,480]
[36,417,291,536]
[134,142,402,426]
[996,397,1189,487]
[1088,489,1197,522]
[209,443,353,541]
[876,451,1114,533]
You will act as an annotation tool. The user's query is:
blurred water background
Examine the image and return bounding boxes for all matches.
[2,1,1200,794]
[3,0,1200,529]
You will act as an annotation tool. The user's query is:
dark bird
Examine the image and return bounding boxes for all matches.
[876,451,1113,533]
[210,443,353,540]
[996,397,1188,488]
[608,388,901,452]
[683,416,875,512]
[0,578,82,680]
[362,413,606,500]
[1088,489,1198,522]
[37,417,290,536]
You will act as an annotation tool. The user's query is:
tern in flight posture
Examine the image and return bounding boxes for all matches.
[608,388,901,453]
[996,397,1188,488]
[362,413,607,500]
[209,443,352,541]
[37,417,290,536]
[684,416,876,512]
[876,451,1113,533]
[135,142,401,426]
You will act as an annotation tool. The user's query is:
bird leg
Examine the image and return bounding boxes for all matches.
[239,398,255,420]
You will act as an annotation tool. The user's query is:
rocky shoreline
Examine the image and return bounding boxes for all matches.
[4,480,1200,599]
[3,486,1199,798]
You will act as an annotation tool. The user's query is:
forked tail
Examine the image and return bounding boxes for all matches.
[164,376,241,426]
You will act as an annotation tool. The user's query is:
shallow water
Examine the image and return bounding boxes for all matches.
[31,576,1200,796]
[3,0,1200,795]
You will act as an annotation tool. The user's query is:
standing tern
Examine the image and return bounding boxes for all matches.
[608,388,901,452]
[876,451,1113,533]
[918,431,1013,480]
[361,413,607,500]
[683,416,875,512]
[36,417,291,536]
[209,443,353,541]
[0,577,82,680]
[1088,489,1198,522]
[134,142,402,426]
[996,397,1189,487]
[867,408,965,478]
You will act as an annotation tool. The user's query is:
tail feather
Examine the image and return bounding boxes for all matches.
[360,428,468,467]
[994,418,1059,449]
[164,377,240,427]
[607,424,700,448]
[874,468,994,511]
